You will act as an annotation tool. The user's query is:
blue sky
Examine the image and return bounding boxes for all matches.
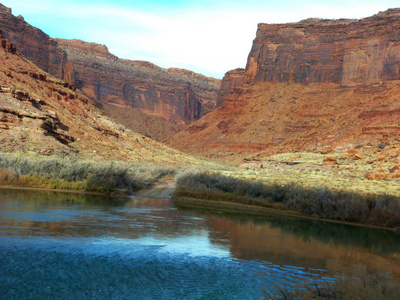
[2,0,399,78]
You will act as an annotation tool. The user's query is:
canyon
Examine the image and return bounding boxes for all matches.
[1,3,400,165]
[0,30,196,164]
[0,4,219,142]
[170,9,400,160]
[55,39,220,141]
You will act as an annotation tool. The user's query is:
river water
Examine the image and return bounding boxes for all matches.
[1,188,400,299]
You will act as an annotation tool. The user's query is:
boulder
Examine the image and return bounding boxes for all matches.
[364,172,388,180]
[352,153,364,160]
[347,148,358,155]
[392,169,400,179]
[323,157,339,165]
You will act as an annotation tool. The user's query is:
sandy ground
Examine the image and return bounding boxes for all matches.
[134,178,176,200]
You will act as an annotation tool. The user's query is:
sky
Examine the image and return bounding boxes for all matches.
[2,0,399,78]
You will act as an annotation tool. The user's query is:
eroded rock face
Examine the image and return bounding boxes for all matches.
[217,68,245,107]
[218,9,400,107]
[55,39,220,127]
[0,32,195,163]
[0,4,67,77]
[246,9,400,85]
[0,4,220,141]
[168,9,400,161]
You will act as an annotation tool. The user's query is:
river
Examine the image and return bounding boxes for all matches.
[1,188,400,299]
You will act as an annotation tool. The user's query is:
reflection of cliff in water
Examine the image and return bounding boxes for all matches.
[0,189,208,239]
[266,217,400,255]
[190,210,400,255]
[203,212,400,277]
[2,189,400,280]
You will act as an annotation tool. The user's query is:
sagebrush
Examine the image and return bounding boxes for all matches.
[0,153,176,193]
[175,171,400,228]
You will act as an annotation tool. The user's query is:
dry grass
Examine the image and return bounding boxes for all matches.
[174,170,400,228]
[0,153,177,193]
[236,151,400,196]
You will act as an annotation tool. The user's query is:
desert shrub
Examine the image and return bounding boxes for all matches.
[175,171,400,227]
[0,153,177,193]
[0,169,17,184]
[368,194,400,228]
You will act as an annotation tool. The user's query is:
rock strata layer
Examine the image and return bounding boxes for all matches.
[217,9,400,107]
[55,39,219,127]
[0,4,67,77]
[171,9,400,160]
[245,9,400,85]
[0,4,220,141]
[0,30,196,163]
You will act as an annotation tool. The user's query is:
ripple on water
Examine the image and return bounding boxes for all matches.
[0,236,327,299]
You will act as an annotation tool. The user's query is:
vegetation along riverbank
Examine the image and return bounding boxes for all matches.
[173,157,400,229]
[0,153,177,194]
[3,151,400,229]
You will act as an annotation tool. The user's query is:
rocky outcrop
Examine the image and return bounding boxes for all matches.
[0,4,67,77]
[246,9,400,85]
[55,38,219,128]
[0,33,196,163]
[218,9,400,107]
[169,9,400,160]
[0,4,220,141]
[217,68,245,107]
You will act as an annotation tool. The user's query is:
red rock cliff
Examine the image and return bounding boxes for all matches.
[216,68,245,107]
[218,9,400,106]
[246,9,400,85]
[55,39,220,127]
[0,4,220,141]
[170,9,400,160]
[0,31,196,163]
[0,4,67,77]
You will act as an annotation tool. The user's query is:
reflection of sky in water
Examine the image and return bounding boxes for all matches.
[93,233,232,258]
[1,189,400,298]
[0,236,327,299]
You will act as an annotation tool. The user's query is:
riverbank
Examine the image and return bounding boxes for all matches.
[0,176,176,198]
[3,151,400,230]
[173,170,400,230]
[172,194,400,231]
[0,185,109,195]
[0,153,177,194]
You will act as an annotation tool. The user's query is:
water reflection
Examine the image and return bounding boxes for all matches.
[1,188,400,290]
[176,208,400,279]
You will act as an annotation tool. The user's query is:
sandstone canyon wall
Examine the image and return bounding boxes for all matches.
[172,9,400,160]
[246,9,400,85]
[0,4,67,78]
[217,9,400,106]
[0,4,220,141]
[0,30,195,163]
[55,39,219,126]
